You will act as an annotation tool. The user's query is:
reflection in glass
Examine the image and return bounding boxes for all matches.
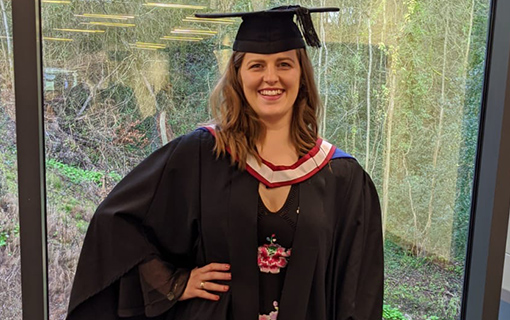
[0,0,21,319]
[42,0,489,319]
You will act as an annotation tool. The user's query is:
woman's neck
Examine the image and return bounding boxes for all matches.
[257,123,298,166]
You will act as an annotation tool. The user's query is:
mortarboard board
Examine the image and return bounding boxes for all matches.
[195,5,339,54]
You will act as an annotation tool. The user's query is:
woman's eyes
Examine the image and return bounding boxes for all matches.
[248,62,293,69]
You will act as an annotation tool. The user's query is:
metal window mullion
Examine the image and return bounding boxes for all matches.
[463,0,510,318]
[12,0,48,319]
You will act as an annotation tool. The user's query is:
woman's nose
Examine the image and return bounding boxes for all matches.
[263,66,278,84]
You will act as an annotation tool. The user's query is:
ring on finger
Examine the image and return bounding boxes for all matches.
[199,281,205,290]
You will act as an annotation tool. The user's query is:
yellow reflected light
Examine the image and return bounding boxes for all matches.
[133,47,158,51]
[54,28,105,33]
[42,0,71,3]
[143,3,206,9]
[183,16,236,24]
[43,37,74,42]
[74,13,135,20]
[161,35,203,42]
[81,22,136,27]
[171,28,217,36]
[131,42,166,49]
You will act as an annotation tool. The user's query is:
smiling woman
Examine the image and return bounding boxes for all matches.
[210,47,322,170]
[66,5,384,320]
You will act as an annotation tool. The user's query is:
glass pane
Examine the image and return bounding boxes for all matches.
[0,0,21,318]
[42,0,490,319]
[42,1,215,318]
[370,0,489,316]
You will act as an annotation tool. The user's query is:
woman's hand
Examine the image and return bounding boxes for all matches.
[179,263,231,301]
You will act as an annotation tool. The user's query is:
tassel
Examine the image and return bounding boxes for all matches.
[295,6,321,48]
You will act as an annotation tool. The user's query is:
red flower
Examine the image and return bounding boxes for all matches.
[257,235,291,274]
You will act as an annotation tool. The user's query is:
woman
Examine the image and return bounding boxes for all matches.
[67,5,383,320]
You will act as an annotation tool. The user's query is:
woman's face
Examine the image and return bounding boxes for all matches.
[239,50,301,126]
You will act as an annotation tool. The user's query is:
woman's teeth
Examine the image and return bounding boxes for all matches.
[260,89,283,96]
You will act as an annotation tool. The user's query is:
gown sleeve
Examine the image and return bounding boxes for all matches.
[67,131,204,320]
[117,256,191,317]
[331,159,384,320]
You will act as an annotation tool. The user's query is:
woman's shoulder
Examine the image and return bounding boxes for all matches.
[174,127,215,143]
[161,127,215,151]
[326,146,368,182]
[142,128,216,167]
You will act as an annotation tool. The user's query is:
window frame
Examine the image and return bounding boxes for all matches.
[10,0,510,319]
[462,0,510,318]
[12,0,48,319]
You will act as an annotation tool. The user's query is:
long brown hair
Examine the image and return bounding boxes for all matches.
[209,48,322,169]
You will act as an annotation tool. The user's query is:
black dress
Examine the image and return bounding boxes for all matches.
[115,185,301,319]
[257,184,299,319]
[66,128,384,320]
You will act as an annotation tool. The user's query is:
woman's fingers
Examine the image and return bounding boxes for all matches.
[200,263,230,273]
[201,281,229,292]
[179,263,231,302]
[195,288,221,301]
[201,271,232,281]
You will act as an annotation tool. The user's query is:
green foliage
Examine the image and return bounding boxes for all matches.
[383,304,406,320]
[46,171,63,191]
[385,239,463,320]
[75,220,89,234]
[0,224,19,248]
[46,158,121,185]
[164,41,217,137]
[451,0,491,262]
[63,198,78,214]
[0,230,8,247]
[0,130,18,195]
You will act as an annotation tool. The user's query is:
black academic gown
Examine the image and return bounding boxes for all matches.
[66,129,383,320]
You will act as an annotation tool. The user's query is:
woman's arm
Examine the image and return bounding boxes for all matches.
[67,132,197,319]
[330,159,384,320]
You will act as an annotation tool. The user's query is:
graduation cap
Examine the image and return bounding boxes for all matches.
[195,5,339,54]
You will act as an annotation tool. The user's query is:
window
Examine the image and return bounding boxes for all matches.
[36,0,492,319]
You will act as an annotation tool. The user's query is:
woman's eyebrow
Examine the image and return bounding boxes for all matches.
[245,59,265,64]
[246,57,296,64]
[276,57,296,63]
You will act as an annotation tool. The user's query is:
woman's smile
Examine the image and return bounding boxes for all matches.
[259,88,285,100]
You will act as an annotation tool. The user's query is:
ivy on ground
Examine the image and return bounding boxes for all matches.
[46,158,121,185]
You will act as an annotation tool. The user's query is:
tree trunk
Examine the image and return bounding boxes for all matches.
[365,17,373,169]
[463,0,475,80]
[381,59,396,239]
[319,0,329,137]
[424,13,449,244]
[403,142,419,253]
[140,72,169,145]
[317,23,324,136]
